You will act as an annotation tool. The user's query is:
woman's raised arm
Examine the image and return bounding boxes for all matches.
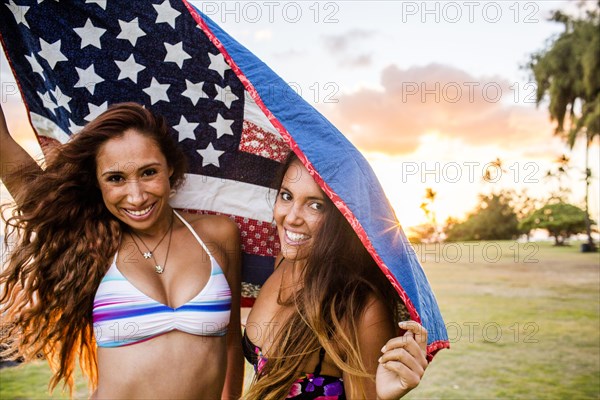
[0,105,42,200]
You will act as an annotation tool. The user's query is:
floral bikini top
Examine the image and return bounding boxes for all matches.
[242,330,346,399]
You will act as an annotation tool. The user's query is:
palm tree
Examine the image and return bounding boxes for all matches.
[425,187,437,203]
[482,157,508,183]
[528,4,599,250]
[544,154,572,201]
[420,188,439,242]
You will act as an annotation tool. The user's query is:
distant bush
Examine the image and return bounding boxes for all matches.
[444,192,520,242]
[519,202,592,245]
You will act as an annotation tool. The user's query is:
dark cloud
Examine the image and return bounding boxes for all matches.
[321,29,376,54]
[343,53,372,68]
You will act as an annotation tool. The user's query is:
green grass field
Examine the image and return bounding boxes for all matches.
[405,240,599,399]
[1,241,598,399]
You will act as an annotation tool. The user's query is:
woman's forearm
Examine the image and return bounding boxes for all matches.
[0,105,42,201]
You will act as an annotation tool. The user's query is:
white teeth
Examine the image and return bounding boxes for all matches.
[286,230,308,241]
[125,205,153,216]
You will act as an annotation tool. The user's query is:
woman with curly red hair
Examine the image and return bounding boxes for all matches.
[0,103,243,399]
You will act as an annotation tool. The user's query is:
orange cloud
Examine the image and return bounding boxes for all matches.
[326,63,554,154]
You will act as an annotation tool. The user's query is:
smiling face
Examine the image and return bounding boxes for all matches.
[274,159,328,262]
[95,129,173,234]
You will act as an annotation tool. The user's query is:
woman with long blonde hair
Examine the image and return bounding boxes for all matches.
[0,103,243,399]
[243,152,429,400]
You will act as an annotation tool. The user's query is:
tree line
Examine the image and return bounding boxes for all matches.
[410,3,599,251]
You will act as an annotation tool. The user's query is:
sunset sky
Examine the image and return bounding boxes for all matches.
[1,0,598,231]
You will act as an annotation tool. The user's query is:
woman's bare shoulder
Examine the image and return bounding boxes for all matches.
[177,210,239,243]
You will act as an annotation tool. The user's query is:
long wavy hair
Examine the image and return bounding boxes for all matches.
[0,103,187,395]
[245,152,405,400]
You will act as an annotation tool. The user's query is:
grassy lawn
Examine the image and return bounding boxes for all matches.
[405,240,599,399]
[0,361,89,399]
[1,241,598,399]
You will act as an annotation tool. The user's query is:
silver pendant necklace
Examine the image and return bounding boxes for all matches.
[129,213,174,274]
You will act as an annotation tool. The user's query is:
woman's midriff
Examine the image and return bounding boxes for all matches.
[94,331,227,399]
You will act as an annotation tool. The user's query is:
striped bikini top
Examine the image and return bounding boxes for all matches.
[92,211,231,348]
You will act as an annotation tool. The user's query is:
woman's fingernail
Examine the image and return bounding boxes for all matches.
[378,357,382,363]
[381,345,386,353]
